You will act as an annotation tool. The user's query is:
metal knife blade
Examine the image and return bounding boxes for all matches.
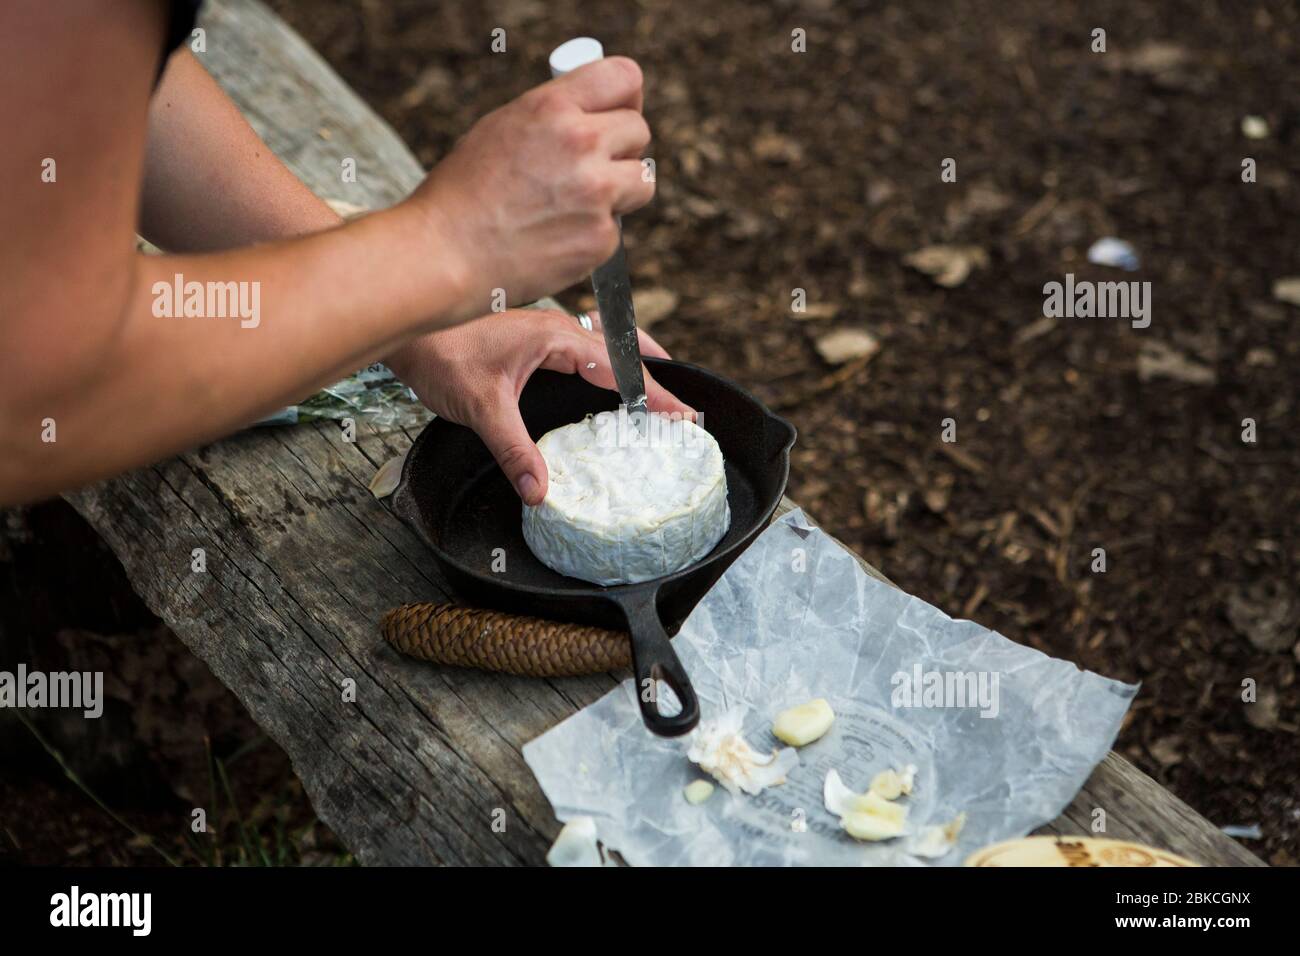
[590,218,648,424]
[548,39,648,430]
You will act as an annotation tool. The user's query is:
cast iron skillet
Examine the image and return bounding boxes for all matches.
[391,357,796,737]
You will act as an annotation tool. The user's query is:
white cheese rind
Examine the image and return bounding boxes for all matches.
[521,411,731,586]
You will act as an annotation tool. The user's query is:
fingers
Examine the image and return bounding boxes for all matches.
[553,57,643,113]
[642,365,696,419]
[610,158,656,214]
[575,309,672,359]
[538,318,695,420]
[636,328,671,360]
[475,392,549,505]
[600,109,651,159]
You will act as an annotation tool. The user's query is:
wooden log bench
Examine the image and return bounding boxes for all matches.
[65,0,1262,866]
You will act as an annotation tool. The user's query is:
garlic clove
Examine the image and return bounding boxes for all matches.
[683,780,715,804]
[825,768,911,841]
[842,810,907,842]
[858,790,908,827]
[772,698,835,747]
[869,768,904,800]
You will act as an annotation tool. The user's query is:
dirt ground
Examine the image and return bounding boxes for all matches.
[2,0,1295,865]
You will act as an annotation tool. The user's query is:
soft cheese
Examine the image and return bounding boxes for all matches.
[521,410,730,585]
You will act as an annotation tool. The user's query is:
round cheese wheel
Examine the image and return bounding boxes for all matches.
[521,411,730,585]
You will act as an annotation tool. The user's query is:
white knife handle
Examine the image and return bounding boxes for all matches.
[549,37,604,78]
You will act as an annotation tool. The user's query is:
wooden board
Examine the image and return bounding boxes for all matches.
[63,0,1263,867]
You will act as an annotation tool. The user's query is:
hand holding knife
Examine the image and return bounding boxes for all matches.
[550,38,650,432]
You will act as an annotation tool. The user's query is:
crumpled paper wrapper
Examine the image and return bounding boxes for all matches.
[523,510,1137,866]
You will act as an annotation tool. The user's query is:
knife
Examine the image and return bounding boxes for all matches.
[549,38,649,430]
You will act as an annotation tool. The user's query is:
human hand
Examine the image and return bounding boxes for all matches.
[384,309,693,505]
[403,58,654,322]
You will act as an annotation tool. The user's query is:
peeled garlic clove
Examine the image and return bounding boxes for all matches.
[842,810,907,842]
[826,769,910,841]
[826,771,907,819]
[859,790,908,827]
[546,817,607,867]
[683,780,715,805]
[772,698,835,746]
[869,768,904,800]
[870,764,919,799]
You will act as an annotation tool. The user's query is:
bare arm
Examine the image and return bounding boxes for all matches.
[0,1,461,503]
[140,48,342,251]
[140,43,685,508]
[0,0,652,506]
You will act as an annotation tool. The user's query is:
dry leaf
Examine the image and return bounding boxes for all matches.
[1271,277,1300,306]
[922,472,954,513]
[400,65,455,109]
[904,245,989,287]
[1109,42,1189,75]
[1014,316,1058,345]
[1245,687,1280,731]
[1226,582,1297,653]
[815,328,880,365]
[724,208,766,240]
[681,195,722,220]
[1137,341,1216,385]
[946,183,1012,230]
[633,287,680,328]
[793,302,840,321]
[1149,735,1184,767]
[752,131,804,164]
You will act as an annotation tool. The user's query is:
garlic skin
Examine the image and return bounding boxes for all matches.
[686,708,799,796]
[546,817,610,867]
[908,812,967,859]
[897,764,917,796]
[368,452,406,498]
[772,698,835,746]
[823,770,880,816]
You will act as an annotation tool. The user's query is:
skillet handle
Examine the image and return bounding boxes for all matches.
[617,586,700,737]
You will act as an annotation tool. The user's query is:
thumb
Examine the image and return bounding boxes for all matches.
[475,397,549,505]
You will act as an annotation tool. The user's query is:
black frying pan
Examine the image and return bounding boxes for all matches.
[391,357,796,736]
